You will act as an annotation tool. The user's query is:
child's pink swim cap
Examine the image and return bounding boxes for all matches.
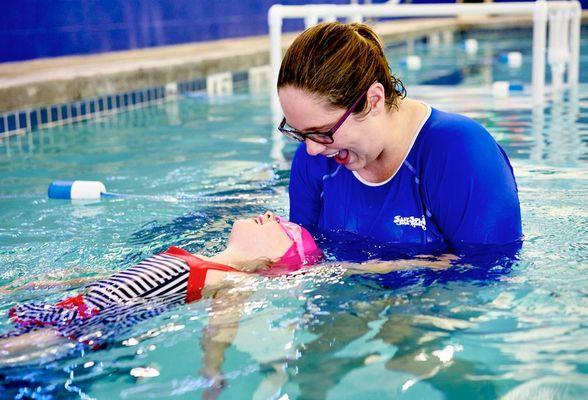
[273,217,323,272]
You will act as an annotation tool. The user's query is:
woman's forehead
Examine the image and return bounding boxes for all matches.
[279,86,329,108]
[279,87,340,131]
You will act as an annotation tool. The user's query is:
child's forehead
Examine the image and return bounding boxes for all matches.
[277,219,300,237]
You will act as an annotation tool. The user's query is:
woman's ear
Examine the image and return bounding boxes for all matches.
[367,82,386,116]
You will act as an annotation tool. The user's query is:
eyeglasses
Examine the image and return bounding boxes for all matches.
[278,88,369,145]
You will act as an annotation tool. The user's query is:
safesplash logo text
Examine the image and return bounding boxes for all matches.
[393,215,427,231]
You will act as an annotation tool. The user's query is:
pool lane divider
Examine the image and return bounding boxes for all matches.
[48,180,107,200]
[46,180,238,203]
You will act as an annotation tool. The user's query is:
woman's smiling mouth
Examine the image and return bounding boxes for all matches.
[323,150,350,165]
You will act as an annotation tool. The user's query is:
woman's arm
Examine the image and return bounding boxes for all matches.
[420,117,522,249]
[344,254,458,275]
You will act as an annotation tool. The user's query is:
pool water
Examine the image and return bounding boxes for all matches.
[0,28,587,399]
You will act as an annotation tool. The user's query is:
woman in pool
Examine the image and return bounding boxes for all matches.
[0,211,322,361]
[278,22,522,253]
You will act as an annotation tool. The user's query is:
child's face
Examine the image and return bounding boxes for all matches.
[227,212,293,261]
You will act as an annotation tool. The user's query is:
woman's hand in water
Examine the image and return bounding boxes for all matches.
[343,253,459,275]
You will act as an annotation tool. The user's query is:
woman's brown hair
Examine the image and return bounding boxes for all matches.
[277,22,406,114]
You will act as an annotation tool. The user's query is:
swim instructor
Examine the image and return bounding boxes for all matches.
[277,22,522,253]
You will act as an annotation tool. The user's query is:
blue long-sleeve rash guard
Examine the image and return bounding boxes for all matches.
[289,106,522,254]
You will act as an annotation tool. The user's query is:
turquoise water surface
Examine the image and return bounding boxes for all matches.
[0,28,587,399]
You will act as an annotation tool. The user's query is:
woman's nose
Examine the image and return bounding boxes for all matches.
[263,211,275,221]
[305,139,327,156]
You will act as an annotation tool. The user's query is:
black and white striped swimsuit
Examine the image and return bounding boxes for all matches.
[83,251,191,309]
[4,246,237,347]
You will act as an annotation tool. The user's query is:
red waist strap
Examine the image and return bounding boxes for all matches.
[164,246,237,303]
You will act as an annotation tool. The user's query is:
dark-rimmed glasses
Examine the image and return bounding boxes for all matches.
[278,88,369,145]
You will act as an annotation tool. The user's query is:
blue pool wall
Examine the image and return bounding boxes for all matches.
[3,0,585,63]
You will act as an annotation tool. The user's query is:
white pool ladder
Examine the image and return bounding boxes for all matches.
[268,1,582,118]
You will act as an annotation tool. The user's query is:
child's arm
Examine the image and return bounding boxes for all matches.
[199,287,251,398]
[0,273,108,294]
[0,328,73,366]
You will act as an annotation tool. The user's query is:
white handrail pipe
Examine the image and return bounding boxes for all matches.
[305,14,319,28]
[270,3,574,19]
[269,5,284,116]
[269,1,581,117]
[568,2,581,86]
[548,9,566,93]
[532,1,548,105]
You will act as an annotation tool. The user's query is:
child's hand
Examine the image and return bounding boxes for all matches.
[202,374,226,400]
[0,286,12,295]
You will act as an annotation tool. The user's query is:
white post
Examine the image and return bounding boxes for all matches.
[548,10,564,93]
[567,2,581,87]
[550,8,571,96]
[268,5,283,117]
[348,4,364,23]
[532,1,548,104]
[305,14,319,28]
[348,13,364,23]
[324,14,337,23]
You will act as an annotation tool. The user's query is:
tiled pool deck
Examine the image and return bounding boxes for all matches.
[0,13,586,137]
